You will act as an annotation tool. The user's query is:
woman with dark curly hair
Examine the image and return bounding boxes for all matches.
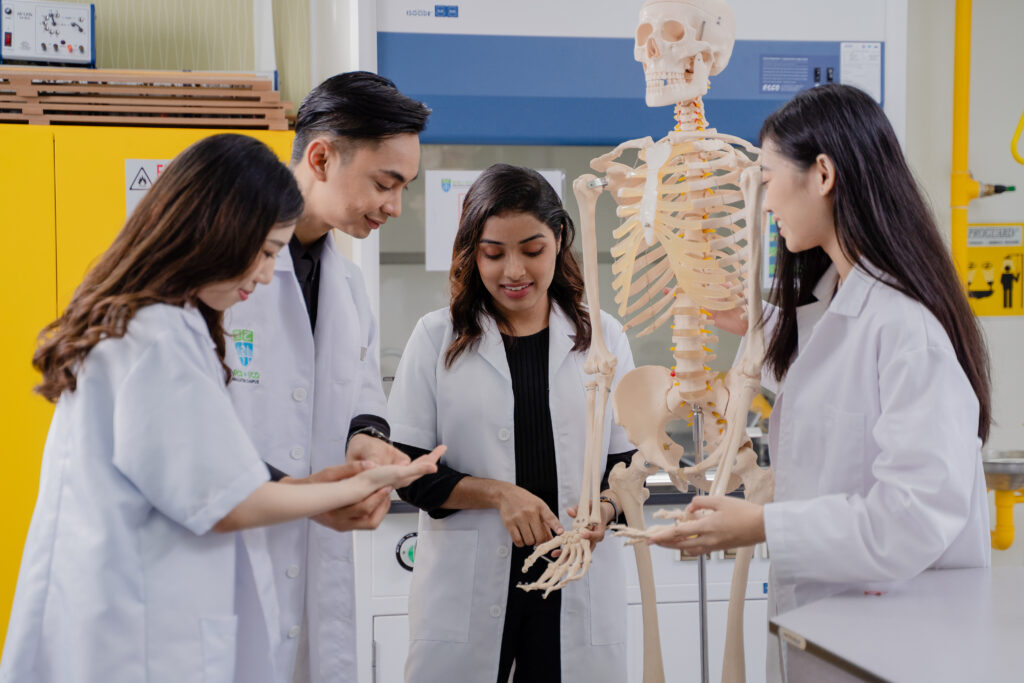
[389,163,638,682]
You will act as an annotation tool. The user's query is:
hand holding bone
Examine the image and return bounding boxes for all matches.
[647,495,766,555]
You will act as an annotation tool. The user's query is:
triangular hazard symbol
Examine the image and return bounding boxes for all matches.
[129,167,153,191]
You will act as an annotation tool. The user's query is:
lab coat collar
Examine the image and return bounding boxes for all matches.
[274,238,296,273]
[320,231,354,282]
[794,265,837,354]
[828,262,882,318]
[181,303,216,350]
[477,314,511,381]
[547,302,577,374]
[475,301,577,381]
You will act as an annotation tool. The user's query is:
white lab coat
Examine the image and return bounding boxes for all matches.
[760,264,991,678]
[224,234,387,683]
[0,304,269,683]
[389,304,635,683]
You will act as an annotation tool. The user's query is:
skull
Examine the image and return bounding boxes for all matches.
[635,0,736,107]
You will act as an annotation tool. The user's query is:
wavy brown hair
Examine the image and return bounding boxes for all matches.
[34,134,303,402]
[445,163,591,367]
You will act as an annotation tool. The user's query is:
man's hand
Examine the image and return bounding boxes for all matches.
[285,462,392,532]
[495,483,563,548]
[346,433,411,466]
[647,496,765,555]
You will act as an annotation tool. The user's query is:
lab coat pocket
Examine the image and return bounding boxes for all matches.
[820,406,866,494]
[588,543,627,645]
[200,615,238,683]
[408,529,478,643]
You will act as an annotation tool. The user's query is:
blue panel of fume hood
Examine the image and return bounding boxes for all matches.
[378,32,876,146]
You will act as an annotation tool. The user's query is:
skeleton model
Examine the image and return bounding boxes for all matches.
[519,2,774,681]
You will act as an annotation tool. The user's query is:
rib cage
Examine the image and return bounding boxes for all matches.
[611,139,752,338]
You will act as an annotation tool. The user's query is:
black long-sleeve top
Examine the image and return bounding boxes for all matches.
[396,328,634,518]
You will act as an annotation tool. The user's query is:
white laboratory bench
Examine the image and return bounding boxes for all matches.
[769,566,1024,682]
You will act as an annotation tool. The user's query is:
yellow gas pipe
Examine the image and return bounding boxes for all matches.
[951,0,1016,278]
[950,0,977,279]
[992,490,1024,550]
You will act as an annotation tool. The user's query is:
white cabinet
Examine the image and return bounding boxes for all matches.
[373,614,410,683]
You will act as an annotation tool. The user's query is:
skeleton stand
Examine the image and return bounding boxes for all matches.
[692,405,710,683]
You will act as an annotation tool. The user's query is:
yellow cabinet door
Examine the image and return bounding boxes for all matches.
[0,124,57,648]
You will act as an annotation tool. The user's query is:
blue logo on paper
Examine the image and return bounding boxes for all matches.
[441,177,452,192]
[233,329,254,367]
[435,5,458,18]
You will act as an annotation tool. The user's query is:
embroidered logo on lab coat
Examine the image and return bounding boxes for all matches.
[231,329,260,384]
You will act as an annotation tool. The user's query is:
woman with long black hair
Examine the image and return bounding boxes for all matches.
[646,84,992,679]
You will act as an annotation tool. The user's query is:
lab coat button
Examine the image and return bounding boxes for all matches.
[498,428,511,441]
[288,625,301,639]
[292,387,307,402]
[497,546,509,558]
[489,605,502,618]
[286,565,300,578]
[289,446,304,460]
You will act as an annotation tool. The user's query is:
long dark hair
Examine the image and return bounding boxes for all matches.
[291,71,431,164]
[34,134,304,401]
[445,163,591,367]
[761,84,990,440]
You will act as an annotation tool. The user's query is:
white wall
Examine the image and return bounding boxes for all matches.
[906,0,1024,564]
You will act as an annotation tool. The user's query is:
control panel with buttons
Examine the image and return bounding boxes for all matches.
[0,1,95,67]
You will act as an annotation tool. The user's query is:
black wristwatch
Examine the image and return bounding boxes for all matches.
[599,495,620,524]
[348,425,392,446]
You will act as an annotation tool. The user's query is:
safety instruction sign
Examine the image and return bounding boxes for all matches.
[125,159,171,217]
[966,223,1024,317]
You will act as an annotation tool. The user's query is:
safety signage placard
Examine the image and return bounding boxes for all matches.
[125,159,171,217]
[965,223,1024,317]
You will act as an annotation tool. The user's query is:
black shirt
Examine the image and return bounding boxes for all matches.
[288,233,327,332]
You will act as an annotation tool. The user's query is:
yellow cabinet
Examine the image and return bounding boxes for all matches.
[0,125,293,646]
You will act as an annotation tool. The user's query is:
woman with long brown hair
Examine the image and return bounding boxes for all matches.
[388,164,637,682]
[1,134,440,683]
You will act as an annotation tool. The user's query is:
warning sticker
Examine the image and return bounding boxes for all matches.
[125,159,171,216]
[128,167,153,191]
[966,223,1024,317]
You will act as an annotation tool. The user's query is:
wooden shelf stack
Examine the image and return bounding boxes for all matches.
[0,66,289,130]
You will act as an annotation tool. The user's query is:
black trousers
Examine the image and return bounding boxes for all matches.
[496,545,562,683]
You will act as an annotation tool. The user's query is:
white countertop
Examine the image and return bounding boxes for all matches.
[770,566,1024,682]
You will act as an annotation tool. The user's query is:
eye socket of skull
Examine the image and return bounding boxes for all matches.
[636,23,653,46]
[661,20,685,42]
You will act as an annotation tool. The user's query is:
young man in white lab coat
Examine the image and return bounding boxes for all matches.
[224,72,431,683]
